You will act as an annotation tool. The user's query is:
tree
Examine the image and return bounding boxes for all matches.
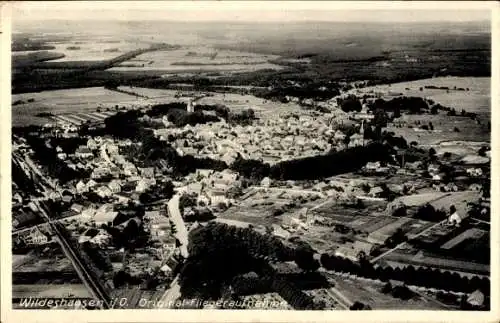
[478,146,488,157]
[350,301,370,310]
[338,95,362,112]
[381,282,393,294]
[373,109,389,128]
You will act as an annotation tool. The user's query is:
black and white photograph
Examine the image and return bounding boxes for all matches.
[2,0,497,318]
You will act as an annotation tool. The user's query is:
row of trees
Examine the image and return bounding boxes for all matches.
[268,143,394,180]
[319,253,490,295]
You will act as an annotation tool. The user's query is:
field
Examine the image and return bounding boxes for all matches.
[12,87,143,126]
[12,284,92,299]
[323,272,447,309]
[218,188,321,227]
[117,86,306,118]
[108,47,283,74]
[353,77,490,145]
[13,254,74,272]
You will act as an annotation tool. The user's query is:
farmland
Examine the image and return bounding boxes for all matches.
[353,77,490,145]
[323,272,447,309]
[12,87,144,126]
[109,47,283,74]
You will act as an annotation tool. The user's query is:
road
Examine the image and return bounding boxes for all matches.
[370,219,448,264]
[156,277,181,309]
[167,194,189,258]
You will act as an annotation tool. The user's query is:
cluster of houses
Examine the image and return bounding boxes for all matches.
[155,112,367,166]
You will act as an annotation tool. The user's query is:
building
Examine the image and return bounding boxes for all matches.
[139,167,155,178]
[75,146,94,159]
[187,99,195,113]
[25,227,50,245]
[76,180,88,194]
[93,211,118,225]
[108,180,122,193]
[467,290,485,307]
[87,138,98,150]
[449,210,466,226]
[96,186,113,198]
[70,203,84,214]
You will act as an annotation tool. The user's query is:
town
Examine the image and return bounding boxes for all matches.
[12,80,491,310]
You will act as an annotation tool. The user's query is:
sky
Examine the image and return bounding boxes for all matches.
[10,1,492,23]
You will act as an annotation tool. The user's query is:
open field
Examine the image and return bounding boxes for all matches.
[116,86,306,117]
[355,77,489,114]
[13,254,74,272]
[12,284,92,299]
[109,47,283,73]
[218,188,320,227]
[12,87,143,126]
[324,272,446,309]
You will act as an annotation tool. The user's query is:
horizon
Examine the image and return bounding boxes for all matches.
[11,1,492,24]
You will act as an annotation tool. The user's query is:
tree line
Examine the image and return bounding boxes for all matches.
[319,253,489,295]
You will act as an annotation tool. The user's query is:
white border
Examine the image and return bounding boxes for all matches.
[1,2,499,323]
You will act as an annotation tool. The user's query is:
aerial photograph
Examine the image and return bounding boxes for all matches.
[10,2,491,311]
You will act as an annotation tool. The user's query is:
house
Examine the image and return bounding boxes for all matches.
[91,167,110,179]
[135,179,150,193]
[81,207,96,221]
[93,211,118,225]
[86,179,98,188]
[427,164,440,175]
[90,230,112,246]
[13,193,23,204]
[365,161,381,171]
[107,144,119,155]
[467,289,485,307]
[196,169,214,179]
[352,240,377,258]
[348,133,364,148]
[96,186,113,198]
[75,146,93,159]
[369,186,384,198]
[108,180,122,193]
[70,203,84,214]
[25,227,50,245]
[76,180,88,194]
[466,168,483,177]
[449,210,466,226]
[334,246,361,262]
[139,167,155,178]
[124,164,138,176]
[272,225,291,239]
[49,191,62,201]
[87,138,98,150]
[260,177,271,188]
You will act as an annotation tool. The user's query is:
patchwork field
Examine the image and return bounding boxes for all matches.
[12,87,143,126]
[108,46,283,73]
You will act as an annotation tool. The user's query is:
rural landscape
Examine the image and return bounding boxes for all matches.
[10,6,491,311]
